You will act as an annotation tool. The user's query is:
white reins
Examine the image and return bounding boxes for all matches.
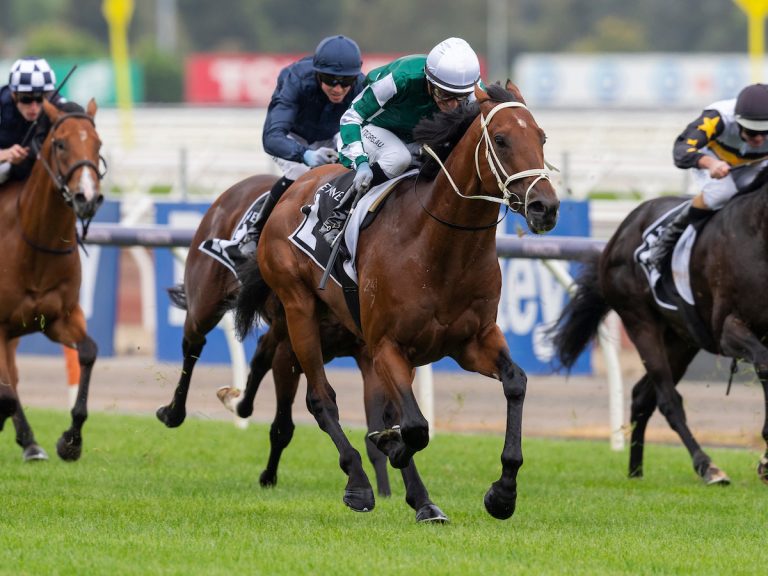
[422,101,556,217]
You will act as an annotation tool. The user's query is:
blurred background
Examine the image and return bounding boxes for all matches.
[1,0,761,382]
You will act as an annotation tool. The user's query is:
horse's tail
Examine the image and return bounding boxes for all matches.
[549,253,610,371]
[234,259,272,340]
[167,284,188,311]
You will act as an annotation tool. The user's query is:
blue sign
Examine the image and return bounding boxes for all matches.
[19,200,121,357]
[154,199,592,376]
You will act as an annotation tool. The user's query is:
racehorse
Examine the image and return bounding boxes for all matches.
[235,82,559,519]
[550,190,768,485]
[0,99,104,461]
[156,175,448,521]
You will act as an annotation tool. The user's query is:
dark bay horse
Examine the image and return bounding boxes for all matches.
[0,99,103,461]
[551,191,768,485]
[235,82,560,519]
[156,175,448,521]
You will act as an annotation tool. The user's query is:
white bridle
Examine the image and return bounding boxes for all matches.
[422,101,556,217]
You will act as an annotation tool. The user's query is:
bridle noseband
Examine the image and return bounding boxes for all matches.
[422,100,555,220]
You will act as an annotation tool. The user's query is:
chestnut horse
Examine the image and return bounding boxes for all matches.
[551,190,768,485]
[235,83,559,519]
[157,175,448,521]
[0,99,103,461]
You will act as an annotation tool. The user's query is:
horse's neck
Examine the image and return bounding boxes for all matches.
[18,165,76,246]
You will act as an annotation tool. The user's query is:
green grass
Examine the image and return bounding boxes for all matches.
[1,409,765,575]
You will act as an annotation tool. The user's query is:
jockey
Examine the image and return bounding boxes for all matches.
[225,35,365,264]
[0,57,64,185]
[651,83,768,269]
[319,37,482,244]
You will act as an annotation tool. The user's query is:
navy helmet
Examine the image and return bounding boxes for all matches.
[735,83,768,131]
[312,35,362,76]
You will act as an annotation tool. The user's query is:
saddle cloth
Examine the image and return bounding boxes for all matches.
[634,202,715,349]
[198,192,269,277]
[289,168,418,287]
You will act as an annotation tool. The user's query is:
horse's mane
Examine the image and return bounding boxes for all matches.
[412,83,518,180]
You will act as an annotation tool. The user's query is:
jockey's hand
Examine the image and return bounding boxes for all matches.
[708,159,730,179]
[303,147,338,167]
[1,144,29,165]
[353,162,373,194]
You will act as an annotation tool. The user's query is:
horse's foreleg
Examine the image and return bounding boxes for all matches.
[57,334,97,461]
[236,329,280,419]
[0,340,18,428]
[628,374,656,478]
[282,296,373,512]
[355,351,391,497]
[259,341,299,488]
[157,337,204,428]
[719,314,768,484]
[457,327,523,520]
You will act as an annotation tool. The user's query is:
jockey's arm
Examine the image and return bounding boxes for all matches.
[0,144,29,165]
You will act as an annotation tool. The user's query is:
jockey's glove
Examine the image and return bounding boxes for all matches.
[353,161,374,193]
[303,147,338,167]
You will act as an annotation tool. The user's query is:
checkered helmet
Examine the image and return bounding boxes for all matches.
[8,57,56,93]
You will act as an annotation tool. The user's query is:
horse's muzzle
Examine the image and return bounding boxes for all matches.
[526,199,559,234]
[73,190,104,220]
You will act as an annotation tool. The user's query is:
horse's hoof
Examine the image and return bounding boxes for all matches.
[703,464,731,486]
[216,386,242,414]
[56,434,82,462]
[757,457,768,485]
[367,425,401,448]
[484,482,517,520]
[343,487,375,512]
[23,444,49,462]
[259,470,277,488]
[156,404,185,428]
[415,503,449,524]
[628,468,643,479]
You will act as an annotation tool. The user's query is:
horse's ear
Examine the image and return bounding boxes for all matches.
[86,98,98,118]
[504,79,526,104]
[42,99,61,123]
[474,83,484,100]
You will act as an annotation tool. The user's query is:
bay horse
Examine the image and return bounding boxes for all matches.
[157,175,449,521]
[235,82,560,519]
[550,190,768,485]
[0,99,103,461]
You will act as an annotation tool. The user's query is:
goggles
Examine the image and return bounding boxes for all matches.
[743,127,768,137]
[431,84,470,104]
[16,93,45,105]
[317,73,356,88]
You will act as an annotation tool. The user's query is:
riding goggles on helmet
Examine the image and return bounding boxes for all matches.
[16,93,45,104]
[431,84,470,103]
[317,73,356,87]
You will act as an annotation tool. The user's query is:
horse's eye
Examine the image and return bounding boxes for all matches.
[54,140,66,151]
[494,134,507,147]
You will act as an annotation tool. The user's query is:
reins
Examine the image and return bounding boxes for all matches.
[20,111,106,254]
[421,100,555,226]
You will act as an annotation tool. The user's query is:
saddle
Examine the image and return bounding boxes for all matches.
[289,169,418,329]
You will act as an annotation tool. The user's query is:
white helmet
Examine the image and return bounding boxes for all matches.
[425,37,480,94]
[8,57,56,93]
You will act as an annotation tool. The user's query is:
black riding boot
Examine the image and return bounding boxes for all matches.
[319,163,388,244]
[226,177,291,265]
[650,204,711,270]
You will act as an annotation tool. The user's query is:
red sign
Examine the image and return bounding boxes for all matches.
[185,53,409,106]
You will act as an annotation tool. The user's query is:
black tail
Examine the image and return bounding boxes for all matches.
[234,258,273,340]
[167,284,187,311]
[549,254,610,371]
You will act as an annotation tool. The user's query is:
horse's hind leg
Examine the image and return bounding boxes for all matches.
[232,328,280,420]
[258,340,299,487]
[282,293,373,512]
[57,334,97,461]
[628,374,655,478]
[13,405,48,461]
[157,336,205,428]
[717,314,768,484]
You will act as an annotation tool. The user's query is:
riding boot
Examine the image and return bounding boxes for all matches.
[320,163,388,245]
[225,177,291,265]
[650,204,711,270]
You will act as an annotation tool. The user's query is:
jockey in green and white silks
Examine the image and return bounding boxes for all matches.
[320,37,482,243]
